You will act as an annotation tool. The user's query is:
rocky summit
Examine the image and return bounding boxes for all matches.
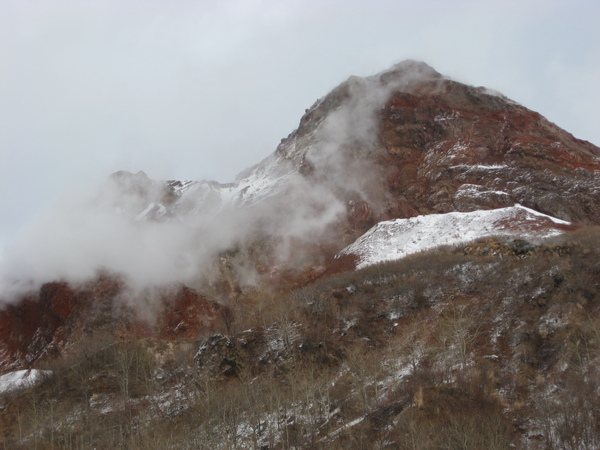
[0,61,599,448]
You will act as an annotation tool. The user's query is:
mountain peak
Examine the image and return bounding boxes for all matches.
[2,61,599,302]
[377,59,442,83]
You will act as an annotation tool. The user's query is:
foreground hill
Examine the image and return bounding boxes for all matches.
[1,227,599,448]
[0,60,599,448]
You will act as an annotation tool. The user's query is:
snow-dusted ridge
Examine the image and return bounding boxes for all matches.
[134,153,297,223]
[339,205,573,269]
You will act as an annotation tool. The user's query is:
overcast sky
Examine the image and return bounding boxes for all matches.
[1,0,599,251]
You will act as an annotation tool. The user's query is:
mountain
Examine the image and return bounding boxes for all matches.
[104,60,600,279]
[0,60,599,448]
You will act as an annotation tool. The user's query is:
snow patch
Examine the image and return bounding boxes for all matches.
[0,369,51,395]
[339,205,570,269]
[450,164,508,171]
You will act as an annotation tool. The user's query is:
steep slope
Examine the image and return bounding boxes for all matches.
[0,59,599,381]
[376,68,600,224]
[68,60,599,289]
[105,60,600,251]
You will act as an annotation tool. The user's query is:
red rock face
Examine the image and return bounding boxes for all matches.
[0,282,75,371]
[157,286,225,340]
[275,62,599,254]
[0,279,225,373]
[375,76,600,224]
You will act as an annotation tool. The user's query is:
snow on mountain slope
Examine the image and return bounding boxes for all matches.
[0,369,51,395]
[339,205,574,269]
[175,153,297,214]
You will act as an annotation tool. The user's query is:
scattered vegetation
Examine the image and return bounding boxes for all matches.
[1,226,599,448]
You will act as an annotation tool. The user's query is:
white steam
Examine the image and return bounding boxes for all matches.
[0,169,347,301]
[0,63,433,303]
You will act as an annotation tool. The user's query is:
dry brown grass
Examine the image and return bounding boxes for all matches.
[2,227,599,448]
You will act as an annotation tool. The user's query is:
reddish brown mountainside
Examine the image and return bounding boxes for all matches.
[0,278,226,371]
[1,60,599,374]
[287,61,599,228]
